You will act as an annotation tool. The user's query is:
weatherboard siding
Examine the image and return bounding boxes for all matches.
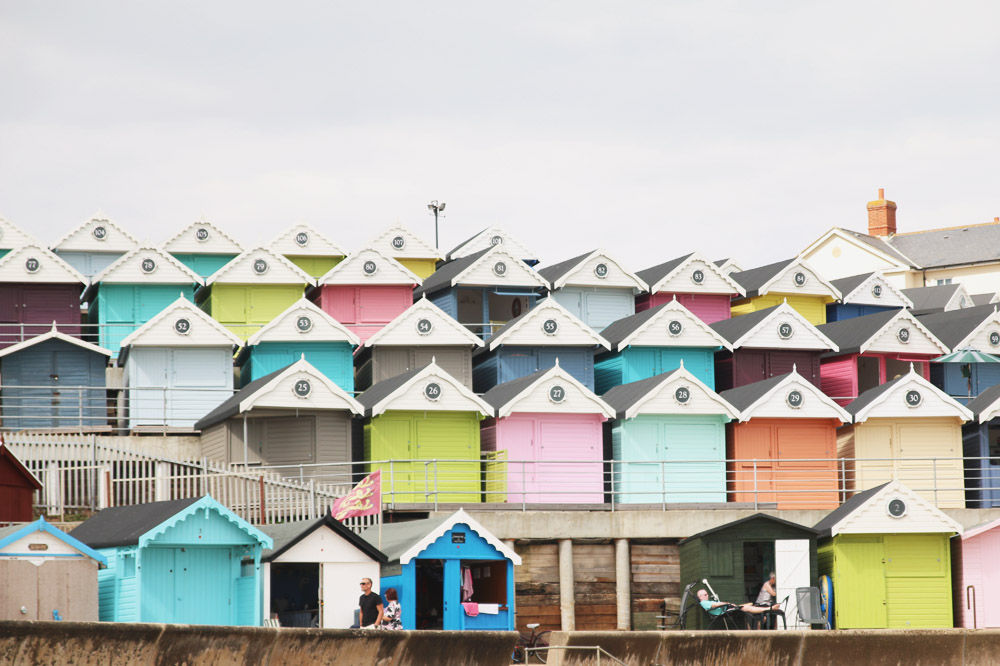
[732,295,828,325]
[313,284,413,343]
[594,347,715,394]
[639,292,731,324]
[473,347,595,393]
[239,341,355,391]
[825,303,899,322]
[550,288,635,331]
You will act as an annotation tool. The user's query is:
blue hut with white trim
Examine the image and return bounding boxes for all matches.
[50,216,139,281]
[69,495,272,626]
[826,271,911,322]
[538,249,646,331]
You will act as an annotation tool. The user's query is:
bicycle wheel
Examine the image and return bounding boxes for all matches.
[530,631,551,663]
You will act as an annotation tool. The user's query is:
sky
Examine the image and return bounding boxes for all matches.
[2,2,999,271]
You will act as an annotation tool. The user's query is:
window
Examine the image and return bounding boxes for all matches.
[935,278,953,285]
[121,553,136,578]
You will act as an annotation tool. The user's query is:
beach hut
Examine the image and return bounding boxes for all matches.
[367,224,444,280]
[479,363,614,504]
[311,247,420,344]
[118,294,242,431]
[719,369,851,509]
[84,247,203,356]
[602,365,739,504]
[730,258,841,325]
[920,305,1000,402]
[360,509,521,631]
[839,368,971,509]
[0,325,111,430]
[902,283,973,315]
[595,299,732,393]
[0,517,107,622]
[710,302,838,392]
[0,245,86,348]
[472,298,610,393]
[235,298,359,392]
[958,384,1000,508]
[357,361,492,503]
[197,247,314,341]
[270,223,347,280]
[952,517,1000,628]
[446,227,539,265]
[414,245,549,340]
[0,216,39,260]
[635,251,746,324]
[817,308,948,405]
[195,357,363,480]
[0,443,42,522]
[355,297,483,391]
[161,218,243,279]
[50,216,139,281]
[825,271,912,322]
[714,258,744,276]
[814,480,962,629]
[69,496,272,626]
[260,515,387,628]
[537,249,646,330]
[678,514,819,630]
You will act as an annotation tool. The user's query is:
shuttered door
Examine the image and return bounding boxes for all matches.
[130,349,168,427]
[213,287,248,339]
[263,416,315,465]
[538,349,592,390]
[537,418,602,503]
[835,537,887,628]
[735,351,767,388]
[663,418,725,503]
[768,351,817,383]
[102,286,137,352]
[622,348,656,384]
[615,418,661,503]
[173,547,233,625]
[732,424,775,503]
[883,534,951,628]
[415,416,479,503]
[584,291,632,330]
[785,296,826,326]
[23,285,80,337]
[370,418,415,502]
[774,423,837,509]
[53,348,100,428]
[360,286,409,324]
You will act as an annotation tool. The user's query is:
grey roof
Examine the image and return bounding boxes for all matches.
[843,375,906,416]
[708,304,783,344]
[677,513,817,545]
[69,497,201,549]
[600,370,681,419]
[829,272,878,301]
[260,515,386,563]
[900,284,962,314]
[473,303,600,357]
[816,309,902,357]
[536,250,596,286]
[729,259,794,297]
[0,523,25,540]
[713,258,729,267]
[600,305,671,349]
[635,253,694,290]
[888,223,1000,269]
[812,483,889,537]
[971,293,997,307]
[966,382,1000,421]
[193,365,286,430]
[717,373,792,412]
[355,366,428,416]
[833,228,914,265]
[917,304,997,350]
[445,228,489,261]
[359,514,452,563]
[479,367,553,412]
[413,248,491,298]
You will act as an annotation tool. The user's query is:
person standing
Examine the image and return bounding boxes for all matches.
[359,578,384,629]
[381,588,402,630]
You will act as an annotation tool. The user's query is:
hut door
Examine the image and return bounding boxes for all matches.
[983,531,1000,627]
[835,538,886,628]
[736,351,767,387]
[774,540,810,629]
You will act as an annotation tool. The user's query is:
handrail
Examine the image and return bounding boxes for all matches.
[967,585,977,629]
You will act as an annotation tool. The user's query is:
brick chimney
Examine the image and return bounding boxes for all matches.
[867,188,897,237]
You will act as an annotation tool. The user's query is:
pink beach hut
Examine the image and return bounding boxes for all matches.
[479,361,614,505]
[953,517,1000,628]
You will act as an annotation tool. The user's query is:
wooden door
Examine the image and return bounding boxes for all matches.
[734,350,767,387]
[774,423,838,509]
[731,423,775,503]
[835,537,886,629]
[775,539,810,629]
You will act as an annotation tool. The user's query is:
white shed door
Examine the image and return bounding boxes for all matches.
[775,539,810,629]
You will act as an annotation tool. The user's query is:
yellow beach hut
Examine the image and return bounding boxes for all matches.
[729,258,841,325]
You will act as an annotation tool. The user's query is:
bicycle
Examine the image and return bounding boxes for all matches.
[512,623,550,663]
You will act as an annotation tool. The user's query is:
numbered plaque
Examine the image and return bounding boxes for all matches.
[295,231,309,247]
[490,235,504,246]
[594,263,609,279]
[293,379,312,398]
[897,327,911,344]
[296,315,313,333]
[492,261,508,277]
[24,257,40,274]
[904,389,922,408]
[391,235,406,250]
[786,389,804,408]
[871,283,883,298]
[141,258,157,274]
[416,318,434,335]
[793,271,807,287]
[990,331,1000,347]
[886,498,907,518]
[691,269,705,285]
[548,385,566,403]
[667,320,683,336]
[542,319,559,335]
[362,260,378,276]
[424,382,442,401]
[777,322,794,340]
[253,258,269,275]
[92,225,108,241]
[174,318,192,335]
[195,227,210,242]
[674,386,691,405]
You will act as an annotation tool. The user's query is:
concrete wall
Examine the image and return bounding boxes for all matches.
[0,622,518,666]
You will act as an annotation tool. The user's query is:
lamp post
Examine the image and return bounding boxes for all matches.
[427,200,446,249]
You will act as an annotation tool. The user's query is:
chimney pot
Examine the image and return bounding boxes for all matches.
[878,188,884,200]
[867,189,897,237]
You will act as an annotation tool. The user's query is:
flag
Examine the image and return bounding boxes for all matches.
[331,470,381,521]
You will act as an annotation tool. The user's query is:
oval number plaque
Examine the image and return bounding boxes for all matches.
[905,389,922,408]
[786,389,804,408]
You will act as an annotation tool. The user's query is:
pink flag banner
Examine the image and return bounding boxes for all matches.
[331,470,382,521]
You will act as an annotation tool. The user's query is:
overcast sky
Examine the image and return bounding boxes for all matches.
[2,2,999,271]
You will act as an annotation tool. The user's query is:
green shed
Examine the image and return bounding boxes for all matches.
[678,513,818,629]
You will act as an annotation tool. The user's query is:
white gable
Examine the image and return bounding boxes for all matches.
[369,361,491,416]
[0,216,39,249]
[270,223,346,256]
[449,227,538,264]
[740,372,850,422]
[646,252,745,296]
[852,370,972,422]
[120,294,242,349]
[618,300,732,351]
[840,272,913,308]
[861,310,948,355]
[51,216,139,253]
[547,249,645,291]
[958,309,1000,355]
[758,259,841,299]
[945,284,974,311]
[829,480,962,536]
[494,364,614,418]
[92,247,203,285]
[452,246,549,289]
[317,246,420,286]
[621,365,740,420]
[242,358,363,414]
[798,228,912,281]
[364,298,483,348]
[246,298,359,346]
[399,508,520,565]
[486,298,609,351]
[716,258,744,275]
[0,245,86,285]
[206,247,314,285]
[735,302,838,351]
[0,325,111,359]
[368,224,443,260]
[271,524,380,563]
[161,219,243,254]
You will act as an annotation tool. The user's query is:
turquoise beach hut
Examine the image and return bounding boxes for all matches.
[161,218,243,279]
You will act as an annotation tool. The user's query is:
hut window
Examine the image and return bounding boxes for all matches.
[707,542,733,577]
[460,560,507,604]
[240,560,256,577]
[121,554,136,578]
[988,425,1000,463]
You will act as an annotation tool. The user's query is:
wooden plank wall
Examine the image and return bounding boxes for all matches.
[631,542,681,630]
[512,543,560,633]
[573,544,617,631]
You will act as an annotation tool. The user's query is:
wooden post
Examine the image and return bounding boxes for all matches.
[615,538,631,630]
[558,539,575,631]
[258,475,266,525]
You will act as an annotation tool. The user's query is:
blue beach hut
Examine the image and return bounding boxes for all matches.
[161,218,243,279]
[963,384,1000,508]
[826,271,911,322]
[69,495,272,626]
[360,508,520,631]
[920,305,1000,403]
[537,249,646,331]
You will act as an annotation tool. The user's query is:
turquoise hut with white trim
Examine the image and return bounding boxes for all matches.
[161,218,243,279]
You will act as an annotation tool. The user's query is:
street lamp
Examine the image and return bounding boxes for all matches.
[427,200,446,249]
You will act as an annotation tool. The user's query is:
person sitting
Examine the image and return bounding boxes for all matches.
[755,572,777,607]
[697,588,781,627]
